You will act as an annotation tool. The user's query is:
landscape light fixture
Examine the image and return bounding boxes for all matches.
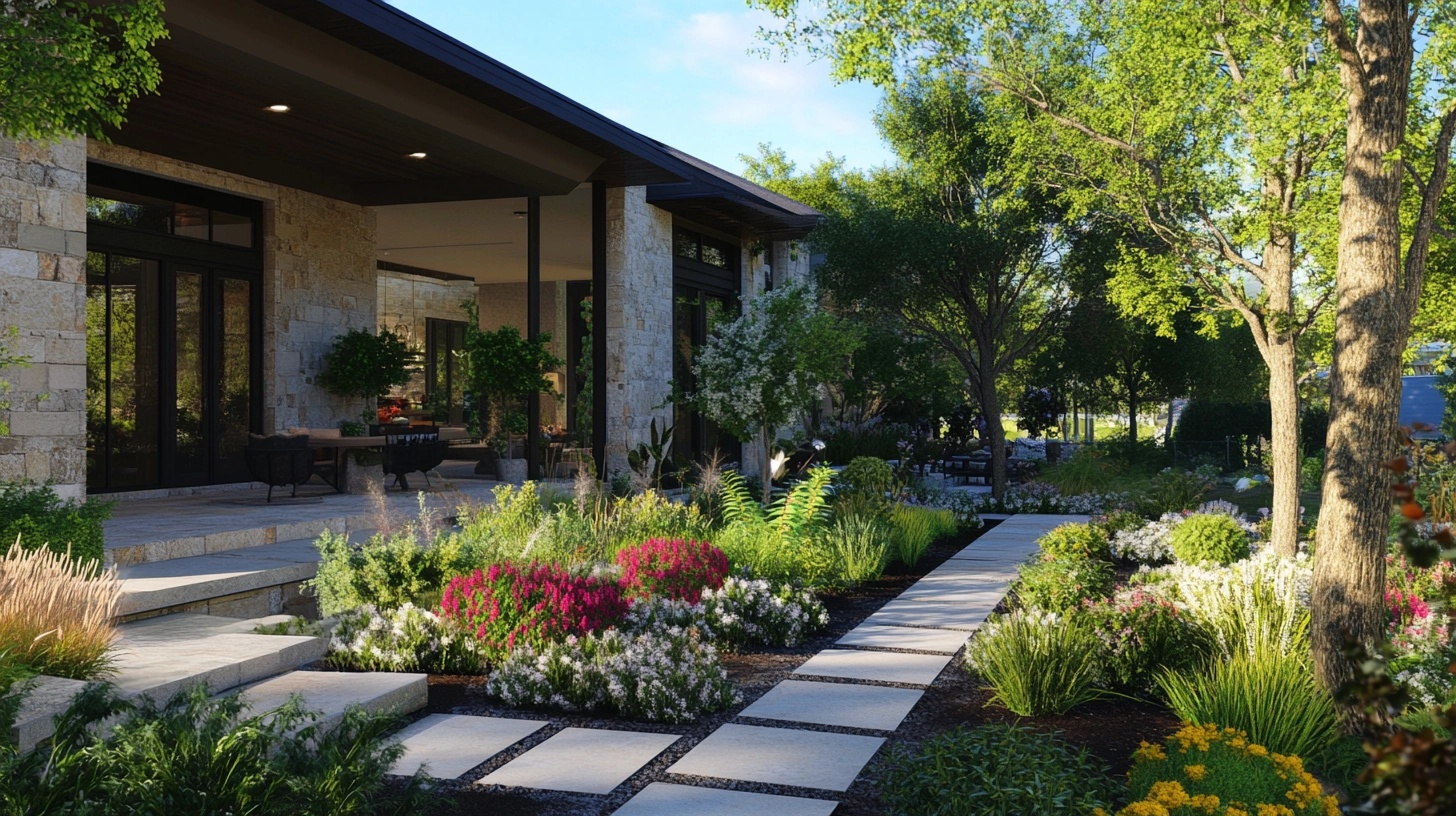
[265,104,290,113]
[407,152,428,159]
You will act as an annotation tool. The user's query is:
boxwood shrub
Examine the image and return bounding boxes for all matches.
[0,483,110,566]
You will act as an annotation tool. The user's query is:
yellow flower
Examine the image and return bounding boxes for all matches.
[1246,743,1268,758]
[1255,805,1294,816]
[1148,780,1190,809]
[1322,796,1341,816]
[1188,793,1219,813]
[1134,741,1168,762]
[1184,764,1207,782]
[1116,802,1170,816]
[1225,808,1249,816]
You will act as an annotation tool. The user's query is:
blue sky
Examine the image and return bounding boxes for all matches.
[385,0,895,176]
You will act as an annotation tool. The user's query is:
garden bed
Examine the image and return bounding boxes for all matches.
[378,520,1181,815]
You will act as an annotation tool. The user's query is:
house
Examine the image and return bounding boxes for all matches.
[0,0,820,500]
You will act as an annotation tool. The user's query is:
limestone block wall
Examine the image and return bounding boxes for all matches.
[376,270,475,401]
[604,187,673,475]
[88,143,378,433]
[0,137,88,500]
[474,280,569,427]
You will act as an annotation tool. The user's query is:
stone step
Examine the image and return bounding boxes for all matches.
[231,669,428,732]
[104,502,363,568]
[116,538,323,619]
[12,612,328,751]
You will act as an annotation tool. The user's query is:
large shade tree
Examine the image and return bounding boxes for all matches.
[807,79,1072,498]
[753,0,1341,561]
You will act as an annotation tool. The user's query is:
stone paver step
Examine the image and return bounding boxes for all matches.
[860,600,994,631]
[478,727,681,794]
[389,714,548,779]
[12,612,327,751]
[793,649,955,686]
[232,670,427,730]
[739,680,922,731]
[835,624,969,654]
[116,538,323,617]
[614,783,838,816]
[666,724,884,792]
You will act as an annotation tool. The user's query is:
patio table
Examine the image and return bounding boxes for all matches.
[297,427,468,492]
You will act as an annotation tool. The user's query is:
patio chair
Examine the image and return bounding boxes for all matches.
[382,429,447,491]
[244,433,314,502]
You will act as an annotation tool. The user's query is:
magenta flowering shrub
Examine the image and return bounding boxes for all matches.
[615,538,729,603]
[440,562,629,663]
[1084,587,1206,692]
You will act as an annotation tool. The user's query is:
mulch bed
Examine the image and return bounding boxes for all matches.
[400,521,1180,815]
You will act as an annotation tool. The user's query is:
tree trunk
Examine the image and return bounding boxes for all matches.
[1313,0,1412,724]
[1266,337,1303,558]
[760,425,774,505]
[980,377,1009,499]
[1127,395,1138,442]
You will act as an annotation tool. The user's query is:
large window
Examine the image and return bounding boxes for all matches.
[672,224,741,464]
[85,166,262,492]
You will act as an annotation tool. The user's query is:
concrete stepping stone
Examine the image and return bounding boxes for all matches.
[895,584,1008,605]
[667,723,883,791]
[614,782,838,816]
[740,680,922,731]
[478,727,680,794]
[794,649,954,686]
[836,624,970,654]
[232,670,427,728]
[862,601,994,631]
[390,714,547,779]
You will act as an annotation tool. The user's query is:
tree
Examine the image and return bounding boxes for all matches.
[1310,1,1456,718]
[317,329,410,422]
[0,0,166,141]
[691,283,859,503]
[459,301,562,453]
[807,79,1071,498]
[753,0,1341,561]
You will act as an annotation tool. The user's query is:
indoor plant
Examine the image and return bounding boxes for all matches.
[460,300,562,482]
[317,328,410,425]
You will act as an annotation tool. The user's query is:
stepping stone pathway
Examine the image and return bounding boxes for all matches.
[379,514,1081,812]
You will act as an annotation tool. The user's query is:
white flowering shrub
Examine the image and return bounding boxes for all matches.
[486,626,740,722]
[1138,549,1312,660]
[328,603,483,674]
[970,482,1129,516]
[698,576,829,650]
[1109,514,1179,563]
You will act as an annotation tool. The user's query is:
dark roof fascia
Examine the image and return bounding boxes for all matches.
[255,0,697,186]
[647,145,822,239]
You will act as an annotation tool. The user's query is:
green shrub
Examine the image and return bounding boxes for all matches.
[1084,588,1208,693]
[0,483,111,566]
[878,724,1120,815]
[1133,469,1213,517]
[837,456,895,497]
[0,682,431,814]
[327,603,482,674]
[308,526,466,618]
[1040,448,1123,495]
[1095,509,1147,538]
[1155,646,1340,761]
[1300,452,1325,492]
[822,515,891,586]
[1015,556,1114,613]
[1120,722,1338,816]
[888,504,938,567]
[1037,522,1112,561]
[1170,513,1251,566]
[967,610,1105,716]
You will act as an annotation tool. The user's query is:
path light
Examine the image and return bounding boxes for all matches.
[407,152,428,159]
[265,104,290,113]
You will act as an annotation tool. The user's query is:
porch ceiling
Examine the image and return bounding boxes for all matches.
[103,0,690,206]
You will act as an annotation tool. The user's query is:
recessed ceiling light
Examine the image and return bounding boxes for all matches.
[265,104,290,113]
[407,152,428,159]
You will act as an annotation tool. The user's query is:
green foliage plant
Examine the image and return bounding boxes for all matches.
[0,1,167,142]
[458,299,562,449]
[0,682,430,814]
[1155,645,1340,761]
[888,504,940,567]
[327,603,482,675]
[838,455,895,497]
[1120,722,1339,816]
[877,723,1120,816]
[1037,521,1112,561]
[317,328,410,409]
[1170,513,1252,566]
[1041,447,1123,495]
[307,499,468,618]
[823,514,891,586]
[967,609,1105,716]
[1015,556,1114,613]
[1085,587,1208,694]
[1133,469,1214,517]
[0,482,110,566]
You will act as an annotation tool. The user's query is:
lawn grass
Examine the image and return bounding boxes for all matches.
[1203,484,1324,519]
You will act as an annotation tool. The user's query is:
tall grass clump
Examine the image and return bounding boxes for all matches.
[967,610,1105,716]
[824,515,891,586]
[1040,449,1123,495]
[1156,645,1340,761]
[888,504,938,567]
[0,540,119,679]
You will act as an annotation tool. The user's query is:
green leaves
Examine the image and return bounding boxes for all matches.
[0,0,167,141]
[317,328,411,401]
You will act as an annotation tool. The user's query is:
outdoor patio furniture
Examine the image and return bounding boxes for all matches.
[244,434,314,502]
[382,429,448,491]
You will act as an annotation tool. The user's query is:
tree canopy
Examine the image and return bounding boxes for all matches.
[0,0,167,142]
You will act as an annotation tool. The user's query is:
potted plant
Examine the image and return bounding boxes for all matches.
[317,327,409,486]
[459,300,562,483]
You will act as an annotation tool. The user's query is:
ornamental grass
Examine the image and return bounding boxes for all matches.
[0,539,119,679]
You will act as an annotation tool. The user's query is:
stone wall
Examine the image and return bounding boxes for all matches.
[0,137,88,500]
[88,143,378,433]
[376,269,475,401]
[604,187,674,475]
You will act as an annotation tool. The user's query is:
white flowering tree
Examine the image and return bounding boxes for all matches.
[691,283,858,503]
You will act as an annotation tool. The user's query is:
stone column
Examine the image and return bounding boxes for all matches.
[603,186,673,476]
[0,137,88,500]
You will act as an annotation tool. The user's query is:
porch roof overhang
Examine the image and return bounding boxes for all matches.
[646,148,822,241]
[101,0,700,206]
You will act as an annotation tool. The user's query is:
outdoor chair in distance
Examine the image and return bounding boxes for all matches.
[244,433,314,502]
[382,429,447,491]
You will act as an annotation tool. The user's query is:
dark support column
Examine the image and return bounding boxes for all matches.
[526,195,541,479]
[591,181,608,479]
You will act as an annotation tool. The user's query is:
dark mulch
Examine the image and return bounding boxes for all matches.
[394,520,1180,815]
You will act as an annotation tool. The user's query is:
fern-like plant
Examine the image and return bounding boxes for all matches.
[767,466,835,543]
